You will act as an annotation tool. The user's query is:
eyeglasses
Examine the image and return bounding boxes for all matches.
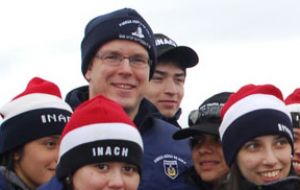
[95,52,150,69]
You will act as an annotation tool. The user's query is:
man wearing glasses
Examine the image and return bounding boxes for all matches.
[64,8,197,190]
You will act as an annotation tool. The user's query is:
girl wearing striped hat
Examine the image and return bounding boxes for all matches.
[38,95,143,190]
[0,77,73,190]
[219,84,300,190]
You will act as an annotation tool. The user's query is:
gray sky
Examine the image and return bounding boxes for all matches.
[1,0,300,127]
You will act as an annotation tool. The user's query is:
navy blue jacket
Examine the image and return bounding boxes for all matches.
[160,108,182,128]
[37,177,63,190]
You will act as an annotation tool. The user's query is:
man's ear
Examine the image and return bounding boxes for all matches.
[13,151,21,161]
[84,61,93,82]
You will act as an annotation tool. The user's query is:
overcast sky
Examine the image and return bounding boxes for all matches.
[1,0,300,127]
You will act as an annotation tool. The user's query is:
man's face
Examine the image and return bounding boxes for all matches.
[144,63,185,118]
[84,40,150,119]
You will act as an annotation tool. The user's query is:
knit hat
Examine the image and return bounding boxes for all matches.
[0,77,73,154]
[285,88,300,128]
[219,84,294,167]
[173,92,232,139]
[81,8,157,79]
[56,95,143,180]
[155,33,198,69]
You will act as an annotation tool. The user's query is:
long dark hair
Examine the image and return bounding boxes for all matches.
[224,160,296,190]
[223,163,244,190]
[0,146,23,171]
[0,146,24,189]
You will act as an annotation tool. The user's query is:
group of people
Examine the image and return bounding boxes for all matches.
[176,86,300,190]
[0,7,299,190]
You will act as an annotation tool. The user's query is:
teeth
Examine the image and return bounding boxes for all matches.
[293,161,300,168]
[261,170,279,177]
[118,84,131,89]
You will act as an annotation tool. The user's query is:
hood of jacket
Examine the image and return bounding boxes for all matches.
[0,166,31,190]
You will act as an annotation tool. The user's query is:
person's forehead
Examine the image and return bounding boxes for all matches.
[98,39,148,54]
[248,134,282,142]
[155,62,185,73]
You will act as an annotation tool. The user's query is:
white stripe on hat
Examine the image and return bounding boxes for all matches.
[0,93,72,121]
[58,122,143,161]
[286,103,300,113]
[219,94,291,140]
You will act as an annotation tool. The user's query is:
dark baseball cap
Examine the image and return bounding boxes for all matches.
[154,33,198,69]
[173,92,232,140]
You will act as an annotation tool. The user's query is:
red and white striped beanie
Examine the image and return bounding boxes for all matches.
[0,77,72,154]
[56,95,143,180]
[285,88,300,128]
[219,84,293,166]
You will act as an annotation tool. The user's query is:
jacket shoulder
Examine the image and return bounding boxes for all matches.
[37,176,64,190]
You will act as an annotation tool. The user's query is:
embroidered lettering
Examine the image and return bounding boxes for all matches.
[92,146,129,157]
[41,114,70,124]
[278,123,293,140]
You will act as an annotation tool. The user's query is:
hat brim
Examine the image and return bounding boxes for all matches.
[173,122,219,140]
[157,46,198,68]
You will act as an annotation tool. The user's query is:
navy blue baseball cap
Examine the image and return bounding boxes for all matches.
[154,33,198,69]
[173,92,232,140]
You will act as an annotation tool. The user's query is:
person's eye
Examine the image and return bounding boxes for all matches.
[175,77,185,84]
[243,141,259,151]
[122,164,138,175]
[213,136,221,145]
[94,163,109,172]
[191,136,204,146]
[43,139,59,149]
[131,56,148,65]
[152,75,163,81]
[106,54,119,61]
[275,137,289,147]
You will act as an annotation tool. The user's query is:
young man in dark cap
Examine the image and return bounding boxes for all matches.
[173,92,231,189]
[144,33,199,128]
[64,8,196,190]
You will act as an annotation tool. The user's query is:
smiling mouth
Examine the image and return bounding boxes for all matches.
[200,160,218,165]
[261,170,279,177]
[293,161,300,169]
[114,83,134,90]
[199,161,219,170]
